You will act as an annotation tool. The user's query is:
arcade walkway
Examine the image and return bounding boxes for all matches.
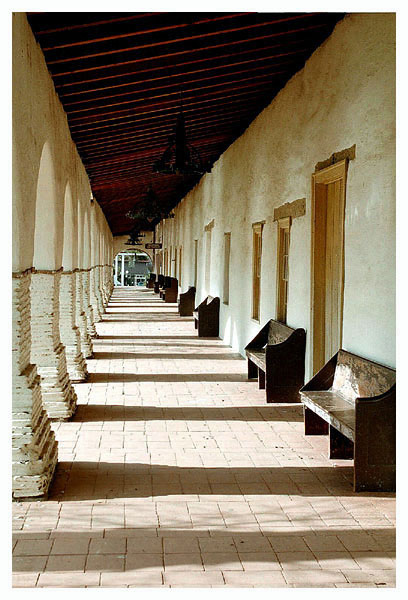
[12,288,396,588]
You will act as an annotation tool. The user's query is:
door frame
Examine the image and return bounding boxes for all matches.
[310,159,348,375]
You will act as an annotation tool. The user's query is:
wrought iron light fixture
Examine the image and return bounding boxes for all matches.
[152,99,208,176]
[125,225,145,246]
[126,184,175,223]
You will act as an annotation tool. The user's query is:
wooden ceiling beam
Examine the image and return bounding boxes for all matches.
[27,12,157,35]
[62,61,297,109]
[45,14,319,65]
[67,79,281,125]
[54,38,311,92]
[68,91,270,134]
[50,22,330,78]
[59,51,306,102]
[40,13,250,51]
[75,110,253,149]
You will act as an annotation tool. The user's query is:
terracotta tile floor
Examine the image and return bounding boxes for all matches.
[12,287,396,588]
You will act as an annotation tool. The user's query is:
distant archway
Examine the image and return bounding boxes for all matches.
[113,249,153,287]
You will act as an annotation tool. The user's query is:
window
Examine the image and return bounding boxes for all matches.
[276,217,291,323]
[223,232,231,305]
[252,222,264,321]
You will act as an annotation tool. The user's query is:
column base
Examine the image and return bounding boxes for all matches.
[12,365,58,499]
[30,272,78,420]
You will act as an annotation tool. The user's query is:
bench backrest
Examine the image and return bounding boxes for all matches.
[332,350,396,400]
[267,321,295,345]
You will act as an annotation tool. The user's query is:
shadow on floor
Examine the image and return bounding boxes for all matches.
[101,317,193,323]
[72,404,304,423]
[45,462,383,501]
[91,352,243,361]
[12,526,395,574]
[92,342,228,349]
[95,336,215,341]
[85,373,248,383]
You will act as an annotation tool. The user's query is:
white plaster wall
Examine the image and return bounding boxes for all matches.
[12,13,112,272]
[156,13,396,375]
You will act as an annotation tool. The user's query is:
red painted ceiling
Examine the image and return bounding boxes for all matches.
[27,12,344,235]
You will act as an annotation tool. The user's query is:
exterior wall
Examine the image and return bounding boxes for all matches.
[156,13,395,376]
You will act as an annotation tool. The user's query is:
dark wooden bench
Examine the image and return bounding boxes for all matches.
[300,349,396,492]
[159,276,171,299]
[178,286,196,316]
[154,274,164,294]
[162,277,178,303]
[146,273,156,289]
[245,319,306,403]
[193,296,220,337]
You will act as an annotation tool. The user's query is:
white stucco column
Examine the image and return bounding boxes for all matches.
[89,266,102,322]
[82,269,97,337]
[12,270,58,498]
[30,270,77,420]
[95,264,105,315]
[121,253,125,286]
[59,270,88,381]
[74,269,93,357]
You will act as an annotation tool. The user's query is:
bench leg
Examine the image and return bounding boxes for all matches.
[258,369,265,390]
[304,407,329,435]
[194,319,198,330]
[329,425,354,460]
[248,359,257,380]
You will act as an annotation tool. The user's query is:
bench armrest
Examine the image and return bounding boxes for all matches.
[265,327,306,353]
[301,351,339,392]
[198,297,219,314]
[245,321,270,350]
[356,384,396,405]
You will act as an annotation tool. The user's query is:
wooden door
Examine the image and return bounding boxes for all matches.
[311,161,347,374]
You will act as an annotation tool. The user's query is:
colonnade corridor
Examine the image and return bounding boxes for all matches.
[12,287,395,588]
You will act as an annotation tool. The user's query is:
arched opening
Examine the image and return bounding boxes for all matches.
[113,249,152,287]
[62,182,76,271]
[33,142,59,270]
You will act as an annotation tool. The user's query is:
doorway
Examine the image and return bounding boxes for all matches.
[311,160,348,374]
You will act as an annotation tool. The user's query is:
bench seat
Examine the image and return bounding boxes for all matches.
[301,391,355,441]
[245,350,265,370]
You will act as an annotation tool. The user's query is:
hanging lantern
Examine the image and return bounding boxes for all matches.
[126,184,175,223]
[152,101,208,176]
[125,225,145,246]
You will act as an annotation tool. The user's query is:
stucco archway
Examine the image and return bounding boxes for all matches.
[33,142,60,271]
